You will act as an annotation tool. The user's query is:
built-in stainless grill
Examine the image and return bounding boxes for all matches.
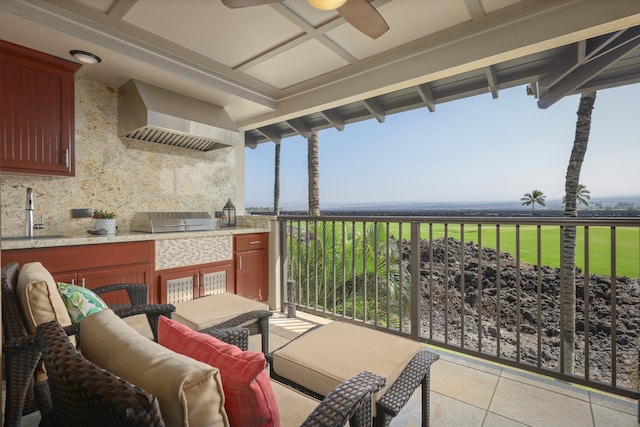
[131,212,214,233]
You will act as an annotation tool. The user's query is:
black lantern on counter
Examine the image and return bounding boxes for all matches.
[223,199,236,227]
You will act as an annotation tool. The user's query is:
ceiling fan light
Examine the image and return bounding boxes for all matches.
[307,0,347,11]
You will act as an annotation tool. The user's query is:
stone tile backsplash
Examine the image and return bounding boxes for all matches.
[1,79,241,238]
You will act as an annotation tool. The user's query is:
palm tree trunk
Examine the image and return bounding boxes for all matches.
[308,131,320,216]
[562,91,596,373]
[274,142,281,215]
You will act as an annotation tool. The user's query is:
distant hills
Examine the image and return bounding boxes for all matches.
[248,195,640,217]
[266,194,640,212]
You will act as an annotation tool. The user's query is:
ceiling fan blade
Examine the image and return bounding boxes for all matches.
[221,0,280,8]
[337,0,389,39]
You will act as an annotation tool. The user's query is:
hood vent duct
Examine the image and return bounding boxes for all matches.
[118,80,240,152]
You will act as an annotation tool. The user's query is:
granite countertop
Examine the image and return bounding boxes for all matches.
[1,227,271,250]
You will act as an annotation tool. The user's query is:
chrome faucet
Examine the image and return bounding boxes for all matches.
[25,188,45,237]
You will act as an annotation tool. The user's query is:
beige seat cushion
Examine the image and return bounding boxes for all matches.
[81,309,229,427]
[272,322,423,402]
[271,380,320,427]
[173,293,269,331]
[16,262,76,381]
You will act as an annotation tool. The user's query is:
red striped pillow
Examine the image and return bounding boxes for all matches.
[158,316,280,427]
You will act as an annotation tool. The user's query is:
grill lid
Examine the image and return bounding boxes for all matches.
[131,212,214,233]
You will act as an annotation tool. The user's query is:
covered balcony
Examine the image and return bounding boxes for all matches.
[2,1,640,425]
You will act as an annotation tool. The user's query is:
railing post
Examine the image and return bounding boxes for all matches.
[287,279,296,318]
[410,222,420,339]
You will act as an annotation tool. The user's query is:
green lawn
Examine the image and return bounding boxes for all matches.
[388,223,640,278]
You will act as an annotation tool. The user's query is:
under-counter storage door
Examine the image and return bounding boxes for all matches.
[234,233,269,301]
[79,264,151,307]
[159,269,197,305]
[235,249,268,301]
[199,261,235,297]
[53,272,78,286]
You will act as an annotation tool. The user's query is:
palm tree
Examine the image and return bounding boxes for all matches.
[520,189,546,213]
[288,221,408,328]
[562,183,591,208]
[273,142,281,215]
[561,91,596,374]
[308,131,320,216]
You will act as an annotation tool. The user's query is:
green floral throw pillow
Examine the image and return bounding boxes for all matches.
[57,283,108,323]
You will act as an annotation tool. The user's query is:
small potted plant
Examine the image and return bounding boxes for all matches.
[92,209,117,235]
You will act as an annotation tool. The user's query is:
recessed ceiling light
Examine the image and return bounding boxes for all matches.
[69,50,102,64]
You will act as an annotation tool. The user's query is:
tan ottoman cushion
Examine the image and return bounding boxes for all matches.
[270,380,319,427]
[272,322,423,402]
[81,309,229,427]
[173,293,269,330]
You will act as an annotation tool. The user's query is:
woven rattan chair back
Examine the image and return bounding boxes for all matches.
[36,320,165,427]
[1,262,42,425]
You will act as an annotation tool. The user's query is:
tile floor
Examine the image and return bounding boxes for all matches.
[6,311,638,427]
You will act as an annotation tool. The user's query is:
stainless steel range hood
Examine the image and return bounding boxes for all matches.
[118,80,240,152]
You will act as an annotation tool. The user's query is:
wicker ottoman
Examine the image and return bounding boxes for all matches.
[172,293,272,353]
[268,321,439,427]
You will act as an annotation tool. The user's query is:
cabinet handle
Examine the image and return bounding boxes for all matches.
[81,278,86,288]
[71,278,75,286]
[249,241,261,245]
[238,256,243,271]
[63,149,70,169]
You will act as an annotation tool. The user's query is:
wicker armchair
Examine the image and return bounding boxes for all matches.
[1,262,176,427]
[36,320,165,427]
[36,319,386,427]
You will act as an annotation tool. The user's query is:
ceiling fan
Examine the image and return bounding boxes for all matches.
[221,0,389,39]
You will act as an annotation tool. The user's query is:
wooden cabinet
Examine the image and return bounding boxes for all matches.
[158,260,234,305]
[234,233,268,301]
[1,241,156,303]
[0,40,80,176]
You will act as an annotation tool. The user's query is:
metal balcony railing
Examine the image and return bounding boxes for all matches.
[277,215,640,402]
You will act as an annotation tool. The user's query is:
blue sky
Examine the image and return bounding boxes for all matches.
[244,83,640,209]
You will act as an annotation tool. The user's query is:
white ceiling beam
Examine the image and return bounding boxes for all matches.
[320,110,345,131]
[586,29,629,58]
[538,41,587,88]
[234,2,357,71]
[538,26,640,108]
[417,83,436,112]
[463,0,485,21]
[285,118,311,138]
[257,127,282,144]
[106,0,137,21]
[485,65,499,99]
[363,98,385,123]
[244,135,259,149]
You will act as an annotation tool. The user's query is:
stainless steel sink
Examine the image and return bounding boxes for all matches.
[2,235,67,241]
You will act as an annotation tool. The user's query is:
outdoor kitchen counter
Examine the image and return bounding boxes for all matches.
[1,227,270,250]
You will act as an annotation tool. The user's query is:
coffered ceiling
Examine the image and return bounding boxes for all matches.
[1,0,640,147]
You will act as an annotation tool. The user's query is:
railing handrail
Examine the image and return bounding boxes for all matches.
[278,214,640,227]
